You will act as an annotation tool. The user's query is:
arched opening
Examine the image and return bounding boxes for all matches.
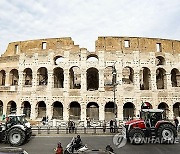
[53,101,63,119]
[54,67,64,88]
[0,70,5,86]
[0,101,3,116]
[87,102,99,120]
[104,67,113,91]
[37,67,48,85]
[23,68,32,86]
[37,101,46,118]
[156,68,166,89]
[69,101,81,120]
[9,69,19,85]
[69,67,81,89]
[123,102,135,120]
[171,68,180,87]
[22,101,31,118]
[141,102,153,109]
[7,101,17,115]
[122,67,134,84]
[87,54,99,62]
[158,102,169,119]
[54,56,64,65]
[173,102,180,117]
[87,68,99,91]
[105,101,116,121]
[140,67,151,90]
[156,56,165,66]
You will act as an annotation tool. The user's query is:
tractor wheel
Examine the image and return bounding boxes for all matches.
[157,123,177,144]
[129,128,145,145]
[8,128,26,146]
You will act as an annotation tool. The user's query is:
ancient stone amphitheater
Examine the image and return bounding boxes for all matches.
[0,36,179,124]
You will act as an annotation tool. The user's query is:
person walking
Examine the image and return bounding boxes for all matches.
[55,142,63,154]
[102,120,106,133]
[110,119,114,133]
[174,116,179,131]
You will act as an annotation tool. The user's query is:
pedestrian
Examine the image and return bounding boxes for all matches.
[68,120,72,133]
[102,120,106,133]
[72,121,75,133]
[55,142,63,154]
[87,117,91,127]
[113,119,117,133]
[110,119,114,133]
[174,116,179,130]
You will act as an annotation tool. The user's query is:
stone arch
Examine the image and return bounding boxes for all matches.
[158,102,169,119]
[87,67,99,91]
[156,56,165,66]
[21,101,31,118]
[123,102,135,120]
[9,69,19,85]
[171,68,180,87]
[105,101,116,121]
[37,67,48,85]
[54,56,64,65]
[87,54,99,62]
[53,67,64,88]
[69,66,81,89]
[36,101,46,118]
[7,101,17,115]
[0,100,3,116]
[104,66,113,90]
[156,68,167,89]
[23,68,32,86]
[173,102,180,117]
[69,101,81,120]
[86,102,99,120]
[52,101,63,119]
[122,66,134,84]
[140,67,151,90]
[0,70,6,86]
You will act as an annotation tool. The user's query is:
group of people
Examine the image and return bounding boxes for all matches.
[109,119,118,133]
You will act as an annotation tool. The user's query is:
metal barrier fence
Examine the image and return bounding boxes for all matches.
[31,126,123,135]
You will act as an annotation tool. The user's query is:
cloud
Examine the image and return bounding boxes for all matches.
[0,0,179,53]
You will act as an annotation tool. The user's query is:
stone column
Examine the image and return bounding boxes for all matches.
[63,69,69,92]
[5,72,10,86]
[99,69,104,91]
[99,102,105,121]
[151,69,157,90]
[81,102,86,122]
[47,70,53,90]
[166,72,172,90]
[46,102,52,120]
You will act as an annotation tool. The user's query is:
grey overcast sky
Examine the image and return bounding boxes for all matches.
[0,0,179,54]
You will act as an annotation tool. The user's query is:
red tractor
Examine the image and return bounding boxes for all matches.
[122,109,177,144]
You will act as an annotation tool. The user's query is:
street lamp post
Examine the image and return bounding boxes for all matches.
[112,62,117,118]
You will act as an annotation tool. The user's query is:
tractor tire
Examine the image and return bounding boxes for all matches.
[157,123,177,144]
[8,128,26,146]
[129,128,145,145]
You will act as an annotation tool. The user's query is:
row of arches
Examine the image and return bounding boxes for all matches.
[0,101,179,120]
[0,67,179,90]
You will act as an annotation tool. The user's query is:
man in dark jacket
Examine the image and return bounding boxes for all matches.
[110,119,114,133]
[72,135,82,153]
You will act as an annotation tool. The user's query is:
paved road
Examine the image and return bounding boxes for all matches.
[0,135,180,154]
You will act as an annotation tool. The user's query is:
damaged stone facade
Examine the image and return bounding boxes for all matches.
[0,36,180,123]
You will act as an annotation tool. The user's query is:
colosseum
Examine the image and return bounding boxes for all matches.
[0,36,179,125]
